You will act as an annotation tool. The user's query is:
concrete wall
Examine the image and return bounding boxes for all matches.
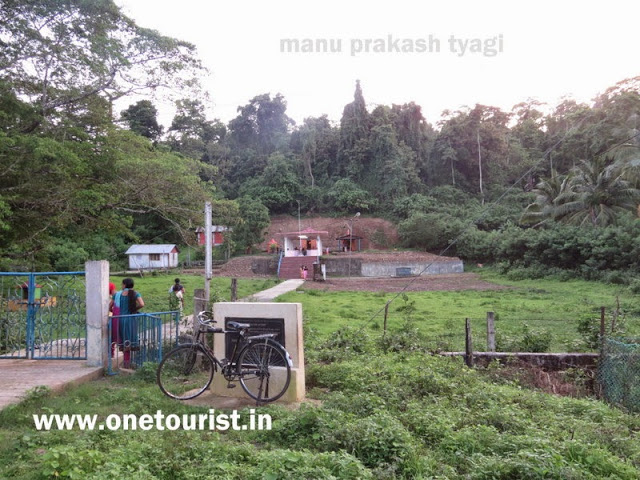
[361,260,464,277]
[323,257,463,277]
[323,257,362,276]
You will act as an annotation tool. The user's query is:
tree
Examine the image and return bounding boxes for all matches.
[326,178,376,213]
[337,80,370,180]
[388,102,435,183]
[556,156,640,227]
[290,115,339,188]
[231,196,270,254]
[225,93,293,192]
[0,0,204,132]
[432,105,512,195]
[367,115,421,204]
[120,100,163,140]
[522,156,640,227]
[166,99,226,162]
[228,93,293,156]
[238,153,301,213]
[520,170,572,226]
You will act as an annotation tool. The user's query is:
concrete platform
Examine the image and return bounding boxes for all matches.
[0,359,103,410]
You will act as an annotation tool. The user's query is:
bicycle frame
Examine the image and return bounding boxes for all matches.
[192,323,278,381]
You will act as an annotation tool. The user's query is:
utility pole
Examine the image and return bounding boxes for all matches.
[296,200,302,250]
[348,212,360,277]
[204,201,212,307]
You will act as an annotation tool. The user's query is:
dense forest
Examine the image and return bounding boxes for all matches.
[2,1,640,280]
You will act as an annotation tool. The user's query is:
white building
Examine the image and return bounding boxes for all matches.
[125,244,179,270]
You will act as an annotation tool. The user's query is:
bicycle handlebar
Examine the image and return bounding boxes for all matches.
[196,311,222,332]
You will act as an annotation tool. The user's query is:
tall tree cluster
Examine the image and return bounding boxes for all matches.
[177,77,639,228]
[0,0,221,270]
[2,0,640,271]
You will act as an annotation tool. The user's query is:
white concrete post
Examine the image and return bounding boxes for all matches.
[212,302,306,403]
[86,261,110,368]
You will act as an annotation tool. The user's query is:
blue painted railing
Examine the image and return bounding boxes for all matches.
[0,271,86,359]
[276,251,285,277]
[107,310,180,374]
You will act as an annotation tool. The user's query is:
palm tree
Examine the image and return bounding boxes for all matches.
[556,156,639,226]
[521,156,640,227]
[520,170,572,226]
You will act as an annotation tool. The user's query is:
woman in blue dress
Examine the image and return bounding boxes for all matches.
[109,278,144,368]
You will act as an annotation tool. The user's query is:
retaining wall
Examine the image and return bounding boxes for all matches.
[441,352,599,370]
[361,260,464,277]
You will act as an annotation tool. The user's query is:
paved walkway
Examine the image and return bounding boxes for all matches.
[242,279,305,301]
[0,359,103,410]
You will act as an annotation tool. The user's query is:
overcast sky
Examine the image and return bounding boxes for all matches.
[116,0,639,129]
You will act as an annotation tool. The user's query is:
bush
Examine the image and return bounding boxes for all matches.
[497,323,552,352]
[398,212,465,252]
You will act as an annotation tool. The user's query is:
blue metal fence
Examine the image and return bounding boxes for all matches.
[107,310,180,374]
[0,272,86,359]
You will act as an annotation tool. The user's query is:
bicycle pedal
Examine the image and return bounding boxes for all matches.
[226,383,236,389]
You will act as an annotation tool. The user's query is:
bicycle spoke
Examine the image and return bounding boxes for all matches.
[157,345,214,400]
[237,340,291,403]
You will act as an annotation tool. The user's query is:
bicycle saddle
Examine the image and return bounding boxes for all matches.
[226,321,250,330]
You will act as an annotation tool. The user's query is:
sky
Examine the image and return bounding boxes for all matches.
[115,0,639,129]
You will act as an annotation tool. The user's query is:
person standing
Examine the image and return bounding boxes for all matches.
[169,278,185,311]
[108,282,117,358]
[109,278,144,368]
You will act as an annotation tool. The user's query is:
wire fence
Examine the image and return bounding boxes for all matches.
[598,338,640,413]
[368,309,638,354]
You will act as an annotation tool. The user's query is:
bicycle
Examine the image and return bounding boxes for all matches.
[157,311,292,404]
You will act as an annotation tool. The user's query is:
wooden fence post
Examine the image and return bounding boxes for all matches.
[230,278,238,302]
[465,318,473,367]
[383,301,390,338]
[487,311,496,352]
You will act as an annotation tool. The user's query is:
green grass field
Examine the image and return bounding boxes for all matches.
[1,270,640,478]
[276,270,640,352]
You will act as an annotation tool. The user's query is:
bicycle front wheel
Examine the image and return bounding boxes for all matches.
[237,339,291,403]
[157,344,214,400]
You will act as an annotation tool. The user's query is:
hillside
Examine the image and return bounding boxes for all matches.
[258,215,399,251]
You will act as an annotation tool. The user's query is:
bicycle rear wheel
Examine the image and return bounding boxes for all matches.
[157,344,214,400]
[237,339,291,403]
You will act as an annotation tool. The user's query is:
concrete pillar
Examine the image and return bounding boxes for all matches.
[86,261,110,368]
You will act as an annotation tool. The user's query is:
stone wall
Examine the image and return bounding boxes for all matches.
[251,257,279,275]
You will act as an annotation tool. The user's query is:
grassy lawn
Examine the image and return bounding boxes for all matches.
[1,270,640,478]
[1,348,639,478]
[109,273,280,314]
[276,269,640,352]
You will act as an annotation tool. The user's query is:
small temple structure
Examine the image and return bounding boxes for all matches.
[282,227,328,257]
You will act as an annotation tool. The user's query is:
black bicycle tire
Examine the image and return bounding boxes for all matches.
[157,344,214,400]
[236,339,291,403]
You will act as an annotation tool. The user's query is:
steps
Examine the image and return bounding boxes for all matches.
[278,255,318,279]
